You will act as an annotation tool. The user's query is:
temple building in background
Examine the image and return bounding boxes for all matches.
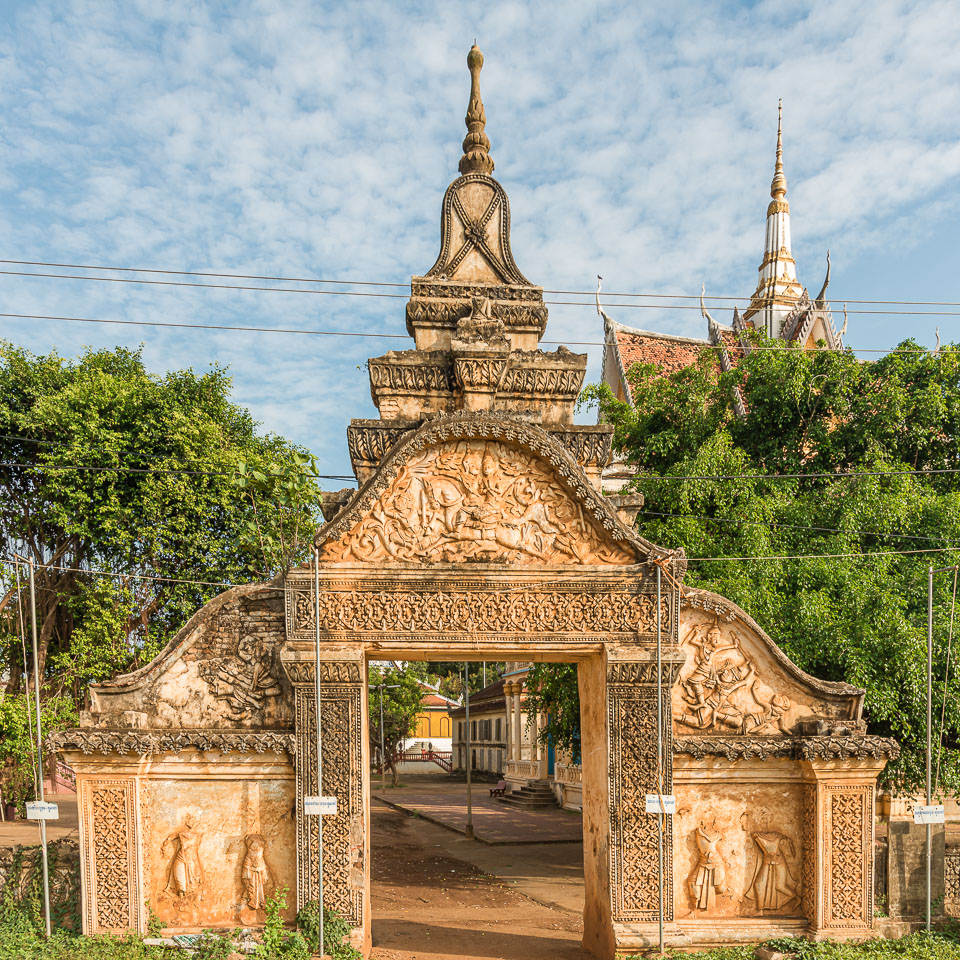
[600,101,843,408]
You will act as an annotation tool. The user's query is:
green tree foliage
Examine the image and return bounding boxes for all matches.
[524,662,580,760]
[368,664,425,785]
[0,341,322,775]
[575,336,960,793]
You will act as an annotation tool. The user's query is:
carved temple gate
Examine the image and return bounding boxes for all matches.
[56,46,897,957]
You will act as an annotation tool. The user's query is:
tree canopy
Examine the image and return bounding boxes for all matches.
[0,341,323,804]
[571,337,960,794]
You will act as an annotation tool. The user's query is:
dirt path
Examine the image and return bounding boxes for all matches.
[371,803,591,960]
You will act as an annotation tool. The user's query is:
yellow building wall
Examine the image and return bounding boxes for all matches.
[413,709,452,739]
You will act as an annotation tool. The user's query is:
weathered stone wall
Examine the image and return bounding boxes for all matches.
[0,840,81,930]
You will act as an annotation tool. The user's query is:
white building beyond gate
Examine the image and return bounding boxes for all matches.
[55,46,898,958]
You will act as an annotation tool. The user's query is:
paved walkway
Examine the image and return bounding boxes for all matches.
[0,792,78,847]
[372,779,582,845]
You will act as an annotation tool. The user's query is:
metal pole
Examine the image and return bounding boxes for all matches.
[14,561,39,796]
[379,684,386,791]
[465,663,473,839]
[656,564,664,954]
[313,547,324,954]
[28,559,51,938]
[483,662,486,688]
[926,565,933,933]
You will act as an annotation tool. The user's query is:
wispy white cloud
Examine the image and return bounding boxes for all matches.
[0,0,958,476]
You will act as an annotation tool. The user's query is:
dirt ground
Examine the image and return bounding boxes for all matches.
[370,801,591,960]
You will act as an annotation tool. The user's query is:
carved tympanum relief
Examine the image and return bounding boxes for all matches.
[688,821,727,911]
[198,634,282,722]
[744,831,801,914]
[319,439,635,564]
[160,815,205,921]
[675,618,792,734]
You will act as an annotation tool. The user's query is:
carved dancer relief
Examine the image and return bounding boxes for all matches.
[88,780,136,932]
[688,821,727,911]
[744,831,800,914]
[240,833,272,912]
[160,815,205,918]
[318,439,635,565]
[198,634,281,722]
[675,620,792,734]
[292,586,669,638]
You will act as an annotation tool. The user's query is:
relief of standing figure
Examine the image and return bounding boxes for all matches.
[161,814,205,904]
[240,833,271,911]
[744,831,800,913]
[688,820,727,911]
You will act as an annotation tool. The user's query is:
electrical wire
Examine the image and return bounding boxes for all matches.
[0,555,240,589]
[6,266,960,318]
[637,508,960,547]
[4,257,960,309]
[0,460,356,482]
[0,309,954,354]
[685,546,960,561]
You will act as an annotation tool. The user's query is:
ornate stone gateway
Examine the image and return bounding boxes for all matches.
[56,47,897,957]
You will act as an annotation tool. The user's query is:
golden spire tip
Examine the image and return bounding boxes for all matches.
[770,99,787,200]
[459,44,494,176]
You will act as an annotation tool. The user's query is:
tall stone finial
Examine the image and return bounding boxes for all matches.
[459,44,494,176]
[770,99,787,199]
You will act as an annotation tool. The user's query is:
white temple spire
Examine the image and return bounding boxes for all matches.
[743,99,804,337]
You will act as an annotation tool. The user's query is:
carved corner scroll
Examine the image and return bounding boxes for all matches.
[81,778,140,934]
[607,662,677,922]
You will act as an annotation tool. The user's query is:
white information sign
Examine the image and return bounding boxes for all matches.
[913,804,945,825]
[304,796,338,816]
[26,801,60,821]
[645,794,676,815]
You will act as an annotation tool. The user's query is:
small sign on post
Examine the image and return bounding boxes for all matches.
[913,804,945,825]
[645,794,676,815]
[26,801,60,821]
[304,796,338,817]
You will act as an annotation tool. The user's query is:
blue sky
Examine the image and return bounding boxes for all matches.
[1,1,959,479]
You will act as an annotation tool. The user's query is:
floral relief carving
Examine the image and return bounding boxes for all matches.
[318,439,634,565]
[675,620,792,734]
[827,789,867,925]
[89,782,133,931]
[290,586,670,638]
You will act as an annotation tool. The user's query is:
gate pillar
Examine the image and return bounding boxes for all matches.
[800,758,885,940]
[281,644,369,955]
[582,651,684,958]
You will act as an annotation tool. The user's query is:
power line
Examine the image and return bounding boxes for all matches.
[1,555,240,589]
[0,309,952,354]
[0,461,356,482]
[630,466,960,482]
[5,267,960,317]
[686,546,960,562]
[638,508,960,547]
[4,258,960,309]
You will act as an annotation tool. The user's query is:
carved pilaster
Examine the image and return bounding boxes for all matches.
[284,656,366,934]
[79,777,141,934]
[607,660,681,923]
[800,762,881,937]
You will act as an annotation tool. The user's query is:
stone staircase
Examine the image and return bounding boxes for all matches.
[498,779,558,809]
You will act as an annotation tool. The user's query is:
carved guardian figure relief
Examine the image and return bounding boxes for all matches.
[198,634,282,722]
[675,619,793,734]
[240,833,272,913]
[319,439,635,565]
